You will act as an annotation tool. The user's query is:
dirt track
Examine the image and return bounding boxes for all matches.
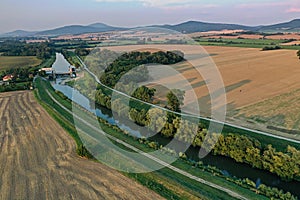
[0,91,163,200]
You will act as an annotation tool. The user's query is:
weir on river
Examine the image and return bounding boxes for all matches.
[51,53,76,78]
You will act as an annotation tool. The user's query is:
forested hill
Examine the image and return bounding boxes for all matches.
[1,19,300,37]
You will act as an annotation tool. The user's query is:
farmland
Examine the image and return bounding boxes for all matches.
[101,45,299,110]
[234,88,300,131]
[96,44,300,137]
[0,56,41,71]
[189,32,300,40]
[0,91,163,200]
[195,38,289,49]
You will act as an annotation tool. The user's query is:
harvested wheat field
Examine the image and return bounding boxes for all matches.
[204,46,300,108]
[235,88,300,130]
[102,45,300,116]
[0,91,163,200]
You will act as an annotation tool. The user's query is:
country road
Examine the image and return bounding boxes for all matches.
[45,88,248,200]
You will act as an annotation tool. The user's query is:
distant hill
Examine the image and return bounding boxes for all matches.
[0,30,37,37]
[1,19,300,38]
[0,23,125,37]
[158,19,300,33]
[88,22,116,29]
[157,21,253,33]
[38,23,125,36]
[257,19,300,32]
[37,25,99,36]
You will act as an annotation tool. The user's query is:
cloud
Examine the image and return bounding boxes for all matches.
[286,7,300,13]
[94,0,214,8]
[237,2,288,9]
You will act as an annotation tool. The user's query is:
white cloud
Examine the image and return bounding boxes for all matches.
[286,7,300,13]
[94,0,203,8]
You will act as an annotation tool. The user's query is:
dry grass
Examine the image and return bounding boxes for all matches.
[0,56,41,71]
[234,88,300,130]
[0,91,163,200]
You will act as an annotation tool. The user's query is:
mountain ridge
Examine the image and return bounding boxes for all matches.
[1,19,300,37]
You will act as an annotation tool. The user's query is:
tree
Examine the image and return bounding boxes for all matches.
[132,86,156,103]
[75,48,91,56]
[147,108,167,133]
[77,144,93,159]
[166,89,185,112]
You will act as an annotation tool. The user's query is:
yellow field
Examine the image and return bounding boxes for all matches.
[204,46,300,108]
[0,56,41,71]
[234,88,300,130]
[102,45,300,116]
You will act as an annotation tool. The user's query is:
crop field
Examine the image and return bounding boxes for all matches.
[101,45,300,114]
[94,44,300,137]
[0,91,162,200]
[190,33,300,40]
[0,56,42,71]
[234,88,300,130]
[195,38,300,49]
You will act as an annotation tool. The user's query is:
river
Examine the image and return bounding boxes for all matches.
[51,53,300,197]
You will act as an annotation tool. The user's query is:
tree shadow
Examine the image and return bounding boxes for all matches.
[184,79,251,117]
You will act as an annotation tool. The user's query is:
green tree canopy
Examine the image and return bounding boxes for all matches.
[166,89,185,112]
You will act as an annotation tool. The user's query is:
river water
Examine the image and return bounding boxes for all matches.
[51,53,300,197]
[52,53,71,74]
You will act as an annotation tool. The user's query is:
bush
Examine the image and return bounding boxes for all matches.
[262,46,282,51]
[76,144,94,159]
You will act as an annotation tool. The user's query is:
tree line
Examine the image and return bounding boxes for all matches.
[99,50,184,87]
[0,40,55,59]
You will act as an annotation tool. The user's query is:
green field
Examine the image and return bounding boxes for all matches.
[0,56,42,71]
[195,38,300,50]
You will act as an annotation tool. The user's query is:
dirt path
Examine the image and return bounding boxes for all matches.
[0,91,163,200]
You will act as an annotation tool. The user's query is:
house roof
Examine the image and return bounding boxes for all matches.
[3,74,14,81]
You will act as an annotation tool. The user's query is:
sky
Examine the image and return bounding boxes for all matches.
[0,0,299,33]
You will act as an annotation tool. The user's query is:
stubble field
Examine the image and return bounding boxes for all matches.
[103,45,300,113]
[0,91,163,200]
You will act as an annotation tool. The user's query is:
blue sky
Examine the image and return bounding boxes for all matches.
[0,0,299,33]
